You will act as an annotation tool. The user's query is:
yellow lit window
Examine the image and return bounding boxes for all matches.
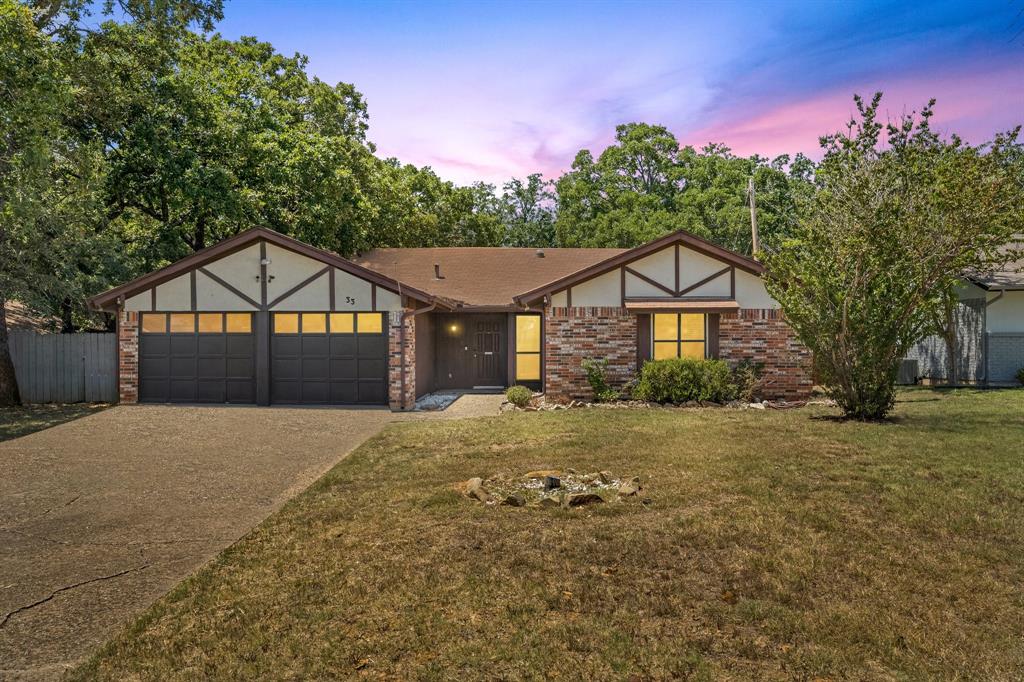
[274,313,299,334]
[652,313,706,360]
[330,313,354,334]
[302,313,327,334]
[225,313,252,333]
[141,313,167,334]
[169,313,195,333]
[357,313,383,334]
[198,313,223,333]
[515,315,541,381]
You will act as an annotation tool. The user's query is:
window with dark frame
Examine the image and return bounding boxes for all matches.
[652,313,706,360]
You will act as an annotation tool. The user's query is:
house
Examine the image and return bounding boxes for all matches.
[904,251,1024,385]
[88,227,813,408]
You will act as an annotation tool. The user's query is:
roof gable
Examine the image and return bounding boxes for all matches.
[514,230,763,305]
[89,227,436,311]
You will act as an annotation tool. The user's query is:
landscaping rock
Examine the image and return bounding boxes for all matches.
[618,476,642,497]
[501,493,526,507]
[566,492,605,507]
[538,497,561,508]
[598,471,612,484]
[525,469,560,480]
[464,477,493,503]
[748,402,766,410]
[543,475,561,491]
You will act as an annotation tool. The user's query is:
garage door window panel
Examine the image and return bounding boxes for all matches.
[198,313,223,333]
[141,313,167,334]
[170,313,195,333]
[226,313,252,333]
[357,313,383,334]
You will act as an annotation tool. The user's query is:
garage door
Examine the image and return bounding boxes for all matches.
[270,312,387,405]
[138,312,256,403]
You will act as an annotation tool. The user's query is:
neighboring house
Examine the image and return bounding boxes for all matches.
[905,253,1024,385]
[88,227,812,409]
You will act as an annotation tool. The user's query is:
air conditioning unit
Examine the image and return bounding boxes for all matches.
[897,359,919,385]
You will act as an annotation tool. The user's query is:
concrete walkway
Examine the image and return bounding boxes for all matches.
[0,394,503,680]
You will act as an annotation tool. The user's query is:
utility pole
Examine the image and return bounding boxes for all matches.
[747,176,759,258]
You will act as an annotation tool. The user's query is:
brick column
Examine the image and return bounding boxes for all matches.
[388,310,416,410]
[118,309,139,404]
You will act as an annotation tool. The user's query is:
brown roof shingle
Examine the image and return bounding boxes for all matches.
[354,247,627,307]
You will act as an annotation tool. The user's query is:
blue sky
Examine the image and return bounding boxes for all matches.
[217,0,1024,184]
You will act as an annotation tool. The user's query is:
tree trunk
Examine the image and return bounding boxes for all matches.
[0,296,22,406]
[943,299,958,386]
[60,296,75,333]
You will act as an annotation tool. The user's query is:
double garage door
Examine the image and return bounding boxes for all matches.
[138,311,387,405]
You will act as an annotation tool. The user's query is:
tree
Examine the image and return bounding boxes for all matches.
[499,174,556,247]
[764,94,1024,419]
[553,124,813,252]
[0,0,72,404]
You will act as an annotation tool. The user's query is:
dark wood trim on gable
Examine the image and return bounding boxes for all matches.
[730,266,735,298]
[566,287,572,307]
[514,229,764,306]
[620,267,625,306]
[267,266,330,309]
[88,226,438,312]
[371,283,377,311]
[259,241,268,308]
[198,267,261,309]
[328,267,336,311]
[150,287,156,311]
[674,244,680,294]
[189,271,197,311]
[624,266,675,296]
[678,266,731,297]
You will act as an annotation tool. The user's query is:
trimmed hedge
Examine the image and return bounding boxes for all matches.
[633,357,742,404]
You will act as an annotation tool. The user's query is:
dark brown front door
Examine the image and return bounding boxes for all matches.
[434,314,507,389]
[472,318,504,386]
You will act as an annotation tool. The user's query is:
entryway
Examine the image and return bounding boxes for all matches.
[433,313,508,390]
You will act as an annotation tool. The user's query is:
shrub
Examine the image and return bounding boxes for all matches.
[730,360,764,403]
[1016,367,1024,386]
[580,358,619,402]
[505,385,532,408]
[633,357,738,404]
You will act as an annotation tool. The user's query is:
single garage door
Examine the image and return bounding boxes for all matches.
[271,311,387,405]
[138,312,256,403]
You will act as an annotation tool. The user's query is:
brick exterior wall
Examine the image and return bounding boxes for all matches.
[542,306,813,402]
[544,307,637,401]
[719,309,813,400]
[388,310,416,410]
[118,309,139,404]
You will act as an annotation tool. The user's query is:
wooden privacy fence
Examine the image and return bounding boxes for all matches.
[9,331,117,403]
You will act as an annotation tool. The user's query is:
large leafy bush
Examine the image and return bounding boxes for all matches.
[633,358,740,404]
[580,358,619,402]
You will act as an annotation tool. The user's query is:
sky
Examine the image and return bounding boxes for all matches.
[217,0,1024,185]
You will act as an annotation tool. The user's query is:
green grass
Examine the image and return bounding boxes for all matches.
[75,389,1024,680]
[0,403,106,442]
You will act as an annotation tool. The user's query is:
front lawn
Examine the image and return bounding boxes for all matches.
[75,389,1024,680]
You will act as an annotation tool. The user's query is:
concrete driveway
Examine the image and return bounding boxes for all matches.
[0,397,501,680]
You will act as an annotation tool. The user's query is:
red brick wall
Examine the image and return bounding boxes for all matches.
[118,309,139,404]
[719,309,813,400]
[544,307,637,401]
[388,310,416,410]
[542,306,812,402]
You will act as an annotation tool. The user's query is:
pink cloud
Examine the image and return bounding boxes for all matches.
[680,61,1024,160]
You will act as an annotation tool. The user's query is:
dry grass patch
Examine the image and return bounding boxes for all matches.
[74,389,1024,680]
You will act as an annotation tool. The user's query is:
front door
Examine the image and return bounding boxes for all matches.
[434,314,507,389]
[472,318,504,386]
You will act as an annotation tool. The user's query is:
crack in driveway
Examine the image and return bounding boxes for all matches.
[0,564,152,629]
